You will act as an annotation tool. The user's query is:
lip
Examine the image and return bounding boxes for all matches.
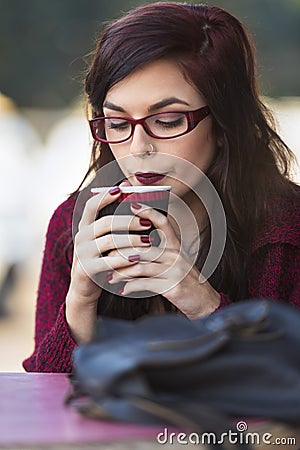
[134,172,167,185]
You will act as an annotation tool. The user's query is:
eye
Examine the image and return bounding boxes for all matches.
[153,112,186,130]
[155,117,185,129]
[106,118,130,131]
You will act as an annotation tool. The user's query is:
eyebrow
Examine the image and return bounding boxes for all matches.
[102,101,126,113]
[148,97,190,112]
[103,97,190,114]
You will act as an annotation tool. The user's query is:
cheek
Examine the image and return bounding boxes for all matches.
[109,146,129,170]
[199,131,217,169]
[175,130,216,168]
[109,145,119,160]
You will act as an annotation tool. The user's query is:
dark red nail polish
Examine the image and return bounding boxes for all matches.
[118,288,124,295]
[140,235,150,243]
[105,272,113,281]
[131,202,142,210]
[128,254,140,263]
[109,186,121,195]
[140,218,152,227]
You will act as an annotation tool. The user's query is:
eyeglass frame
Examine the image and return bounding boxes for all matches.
[89,105,210,144]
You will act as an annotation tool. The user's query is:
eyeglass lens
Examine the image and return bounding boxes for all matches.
[93,112,189,143]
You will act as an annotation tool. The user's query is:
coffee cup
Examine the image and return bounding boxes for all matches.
[91,185,171,246]
[91,185,171,297]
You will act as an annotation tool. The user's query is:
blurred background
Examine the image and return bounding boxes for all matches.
[0,0,299,371]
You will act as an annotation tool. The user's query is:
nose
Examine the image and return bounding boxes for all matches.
[129,124,153,157]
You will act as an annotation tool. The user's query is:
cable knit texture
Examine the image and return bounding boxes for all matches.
[23,190,300,372]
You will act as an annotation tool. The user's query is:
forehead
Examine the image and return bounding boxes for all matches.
[104,59,203,109]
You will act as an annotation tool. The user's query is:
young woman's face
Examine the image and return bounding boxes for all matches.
[103,59,217,199]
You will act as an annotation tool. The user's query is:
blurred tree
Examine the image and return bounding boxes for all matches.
[0,0,134,107]
[208,0,300,96]
[0,0,299,108]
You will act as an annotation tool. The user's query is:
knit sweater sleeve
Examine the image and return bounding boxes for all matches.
[23,195,77,373]
[247,191,300,307]
[217,242,300,310]
[248,242,300,307]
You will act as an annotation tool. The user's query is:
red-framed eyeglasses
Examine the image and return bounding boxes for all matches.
[89,105,210,144]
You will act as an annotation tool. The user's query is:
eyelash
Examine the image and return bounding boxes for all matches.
[107,121,130,130]
[155,118,184,129]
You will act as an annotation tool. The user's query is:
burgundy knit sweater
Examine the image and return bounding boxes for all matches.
[23,190,300,373]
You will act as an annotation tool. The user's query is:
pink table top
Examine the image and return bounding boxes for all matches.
[0,372,163,447]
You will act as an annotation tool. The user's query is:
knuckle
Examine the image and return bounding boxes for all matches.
[75,227,92,247]
[157,214,168,228]
[133,263,143,276]
[78,218,86,232]
[74,232,81,247]
[100,215,113,232]
[86,196,100,215]
[85,195,95,209]
[100,233,111,249]
[128,216,140,230]
[107,250,117,258]
[74,230,87,248]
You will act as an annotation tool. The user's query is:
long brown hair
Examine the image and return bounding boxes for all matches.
[75,2,298,317]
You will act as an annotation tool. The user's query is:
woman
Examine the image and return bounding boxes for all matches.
[23,2,300,372]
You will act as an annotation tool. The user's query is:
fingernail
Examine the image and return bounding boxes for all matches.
[140,235,152,244]
[131,202,142,210]
[105,271,113,281]
[109,186,121,195]
[140,218,152,227]
[120,179,131,186]
[128,254,140,263]
[118,288,124,295]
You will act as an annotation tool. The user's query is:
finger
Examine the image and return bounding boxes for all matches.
[78,249,142,283]
[108,245,178,264]
[108,262,170,284]
[95,232,154,255]
[130,203,180,250]
[119,179,132,187]
[92,214,152,237]
[96,251,142,274]
[119,277,172,297]
[80,186,122,228]
[107,246,189,287]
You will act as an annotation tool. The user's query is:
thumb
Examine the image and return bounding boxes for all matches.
[119,179,132,187]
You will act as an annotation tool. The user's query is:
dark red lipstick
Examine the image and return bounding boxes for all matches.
[135,172,166,184]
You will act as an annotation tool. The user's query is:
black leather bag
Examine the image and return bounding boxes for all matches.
[66,299,300,446]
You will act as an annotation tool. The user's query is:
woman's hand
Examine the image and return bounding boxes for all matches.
[66,180,154,341]
[107,202,221,319]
